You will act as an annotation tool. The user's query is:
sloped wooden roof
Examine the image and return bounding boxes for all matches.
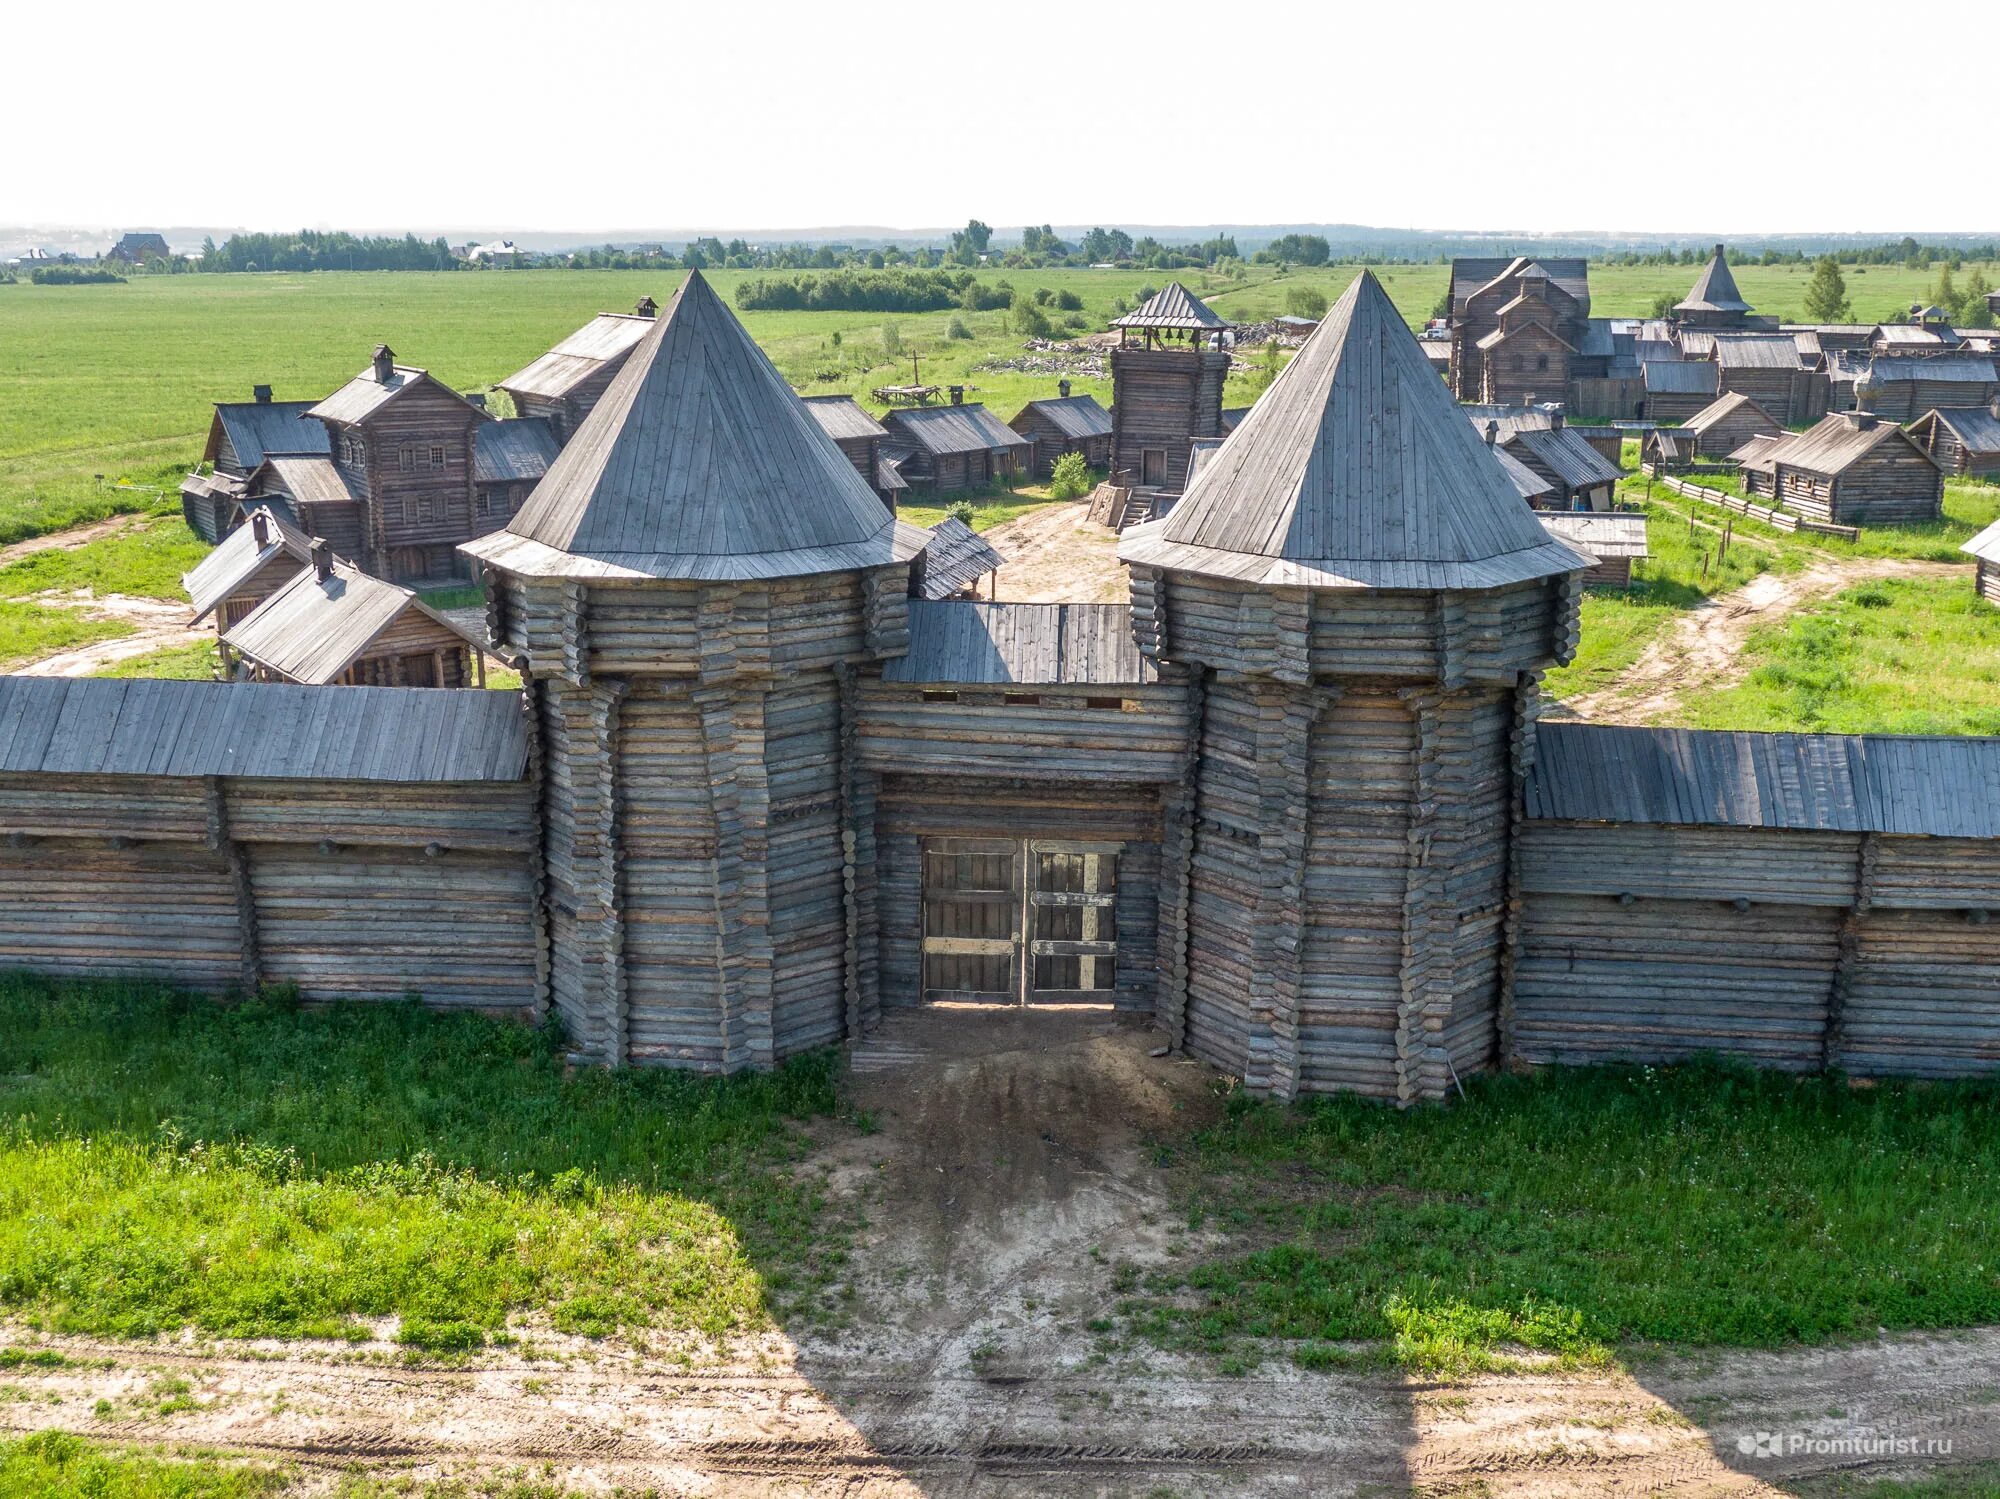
[1504,427,1623,490]
[182,505,314,623]
[881,403,1033,457]
[0,679,527,782]
[1527,724,2000,839]
[309,363,476,426]
[1450,256,1591,313]
[222,560,477,685]
[1111,282,1228,331]
[1121,272,1589,591]
[1642,359,1718,395]
[1536,512,1649,560]
[1926,405,2000,454]
[1494,445,1559,500]
[914,517,1004,599]
[1961,517,2000,566]
[883,602,1157,684]
[1014,393,1113,440]
[473,418,561,485]
[1767,413,1940,478]
[1674,246,1752,314]
[204,399,328,468]
[801,394,890,442]
[1684,391,1781,435]
[465,271,927,582]
[499,312,655,400]
[250,455,358,510]
[1711,334,1801,370]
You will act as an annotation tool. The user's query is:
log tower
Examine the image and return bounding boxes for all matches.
[1109,283,1233,496]
[464,271,927,1070]
[1120,272,1589,1104]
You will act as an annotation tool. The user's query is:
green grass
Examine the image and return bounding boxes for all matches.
[1680,575,2000,734]
[0,1431,284,1499]
[0,601,131,670]
[0,515,208,603]
[1124,1061,2000,1375]
[898,489,1068,533]
[92,641,218,680]
[0,974,852,1348]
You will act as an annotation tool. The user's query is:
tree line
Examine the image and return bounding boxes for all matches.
[197,231,456,273]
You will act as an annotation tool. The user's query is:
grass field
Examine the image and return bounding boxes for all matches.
[5,260,1990,549]
[1125,1060,2000,1374]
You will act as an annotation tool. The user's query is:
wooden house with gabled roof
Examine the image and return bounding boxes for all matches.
[1682,390,1782,458]
[223,541,486,687]
[801,394,904,508]
[497,301,660,446]
[244,454,366,562]
[1961,518,2000,606]
[1910,404,2000,478]
[183,505,315,641]
[472,417,561,525]
[1009,390,1113,476]
[307,345,490,584]
[181,386,332,541]
[1761,410,1944,526]
[877,400,1032,494]
[1108,283,1231,494]
[1448,256,1591,404]
[1673,245,1757,330]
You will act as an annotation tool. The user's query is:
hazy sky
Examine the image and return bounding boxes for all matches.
[11,0,1995,235]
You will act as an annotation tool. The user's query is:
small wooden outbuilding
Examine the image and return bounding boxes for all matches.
[497,303,659,445]
[1498,419,1623,511]
[1683,391,1782,458]
[1763,411,1944,526]
[878,401,1032,493]
[1641,427,1699,473]
[801,395,904,509]
[1910,405,2000,478]
[1009,392,1113,477]
[1640,358,1718,422]
[1536,511,1649,587]
[222,542,486,686]
[1962,519,2000,607]
[912,516,1004,599]
[183,506,315,639]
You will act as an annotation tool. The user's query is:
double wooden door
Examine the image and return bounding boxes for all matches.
[920,837,1120,1005]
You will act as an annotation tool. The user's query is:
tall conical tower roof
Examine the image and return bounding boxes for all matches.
[1675,244,1752,315]
[465,271,925,581]
[1120,272,1588,590]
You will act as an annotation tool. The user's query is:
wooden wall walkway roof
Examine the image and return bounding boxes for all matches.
[1120,272,1590,591]
[1528,724,2000,838]
[465,271,926,582]
[0,678,528,782]
[883,602,1158,685]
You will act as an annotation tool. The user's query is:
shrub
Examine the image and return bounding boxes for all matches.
[881,322,902,358]
[1012,296,1052,338]
[30,266,125,285]
[1284,284,1329,321]
[945,499,975,525]
[1055,289,1083,312]
[1047,451,1094,501]
[946,316,973,340]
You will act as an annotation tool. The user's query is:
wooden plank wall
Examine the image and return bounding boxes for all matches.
[0,770,538,1009]
[1510,820,2000,1076]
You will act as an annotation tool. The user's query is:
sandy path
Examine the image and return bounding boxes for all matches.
[3,1012,1995,1495]
[985,502,1126,604]
[1561,557,1962,724]
[0,512,144,568]
[11,591,209,678]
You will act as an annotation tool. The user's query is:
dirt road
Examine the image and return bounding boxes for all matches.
[1560,557,1961,724]
[0,512,143,568]
[11,591,207,678]
[3,1011,1996,1495]
[985,503,1126,603]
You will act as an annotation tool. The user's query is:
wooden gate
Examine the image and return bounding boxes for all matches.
[920,837,1121,1004]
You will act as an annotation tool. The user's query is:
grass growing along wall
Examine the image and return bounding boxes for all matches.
[1124,1061,2000,1374]
[0,975,851,1349]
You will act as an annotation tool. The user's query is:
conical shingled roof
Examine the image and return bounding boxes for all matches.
[1675,245,1752,314]
[464,271,926,581]
[1110,282,1229,331]
[1119,272,1589,591]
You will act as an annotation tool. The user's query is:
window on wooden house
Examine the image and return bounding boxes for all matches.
[400,496,415,525]
[430,446,445,469]
[1536,354,1549,372]
[921,689,958,703]
[1511,355,1525,372]
[475,490,492,519]
[417,495,436,523]
[398,447,414,471]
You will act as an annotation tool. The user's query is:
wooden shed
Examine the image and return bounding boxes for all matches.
[1009,392,1114,477]
[1910,404,2000,478]
[801,395,903,509]
[497,303,658,445]
[1641,426,1700,473]
[1109,283,1231,492]
[1710,334,1820,424]
[182,505,314,639]
[878,401,1032,493]
[1498,419,1623,511]
[1764,411,1944,526]
[911,517,1004,600]
[1682,390,1782,458]
[1732,432,1784,496]
[1640,358,1718,422]
[1536,511,1648,588]
[222,542,486,686]
[1962,518,2000,607]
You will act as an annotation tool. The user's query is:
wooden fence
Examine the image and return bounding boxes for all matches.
[1641,465,1861,541]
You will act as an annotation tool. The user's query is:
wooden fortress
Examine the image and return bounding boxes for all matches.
[7,271,2000,1104]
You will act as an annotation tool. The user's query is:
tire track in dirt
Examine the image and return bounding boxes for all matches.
[1559,557,1961,724]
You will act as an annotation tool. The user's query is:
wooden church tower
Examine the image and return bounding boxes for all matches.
[1120,272,1589,1104]
[1109,283,1232,495]
[464,271,928,1070]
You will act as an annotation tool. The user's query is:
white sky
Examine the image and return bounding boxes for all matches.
[9,0,1995,237]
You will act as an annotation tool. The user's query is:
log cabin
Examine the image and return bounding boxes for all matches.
[472,417,561,527]
[1448,257,1591,403]
[1910,404,2000,479]
[1008,390,1113,477]
[1640,357,1719,422]
[1535,511,1648,588]
[1834,356,2000,422]
[801,395,904,509]
[1962,519,2000,607]
[182,506,316,656]
[877,399,1031,494]
[1708,334,1824,424]
[910,516,1004,600]
[497,302,659,445]
[223,541,486,687]
[306,346,490,584]
[1682,390,1782,458]
[181,386,329,541]
[1763,411,1944,526]
[1109,283,1231,498]
[1492,415,1623,511]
